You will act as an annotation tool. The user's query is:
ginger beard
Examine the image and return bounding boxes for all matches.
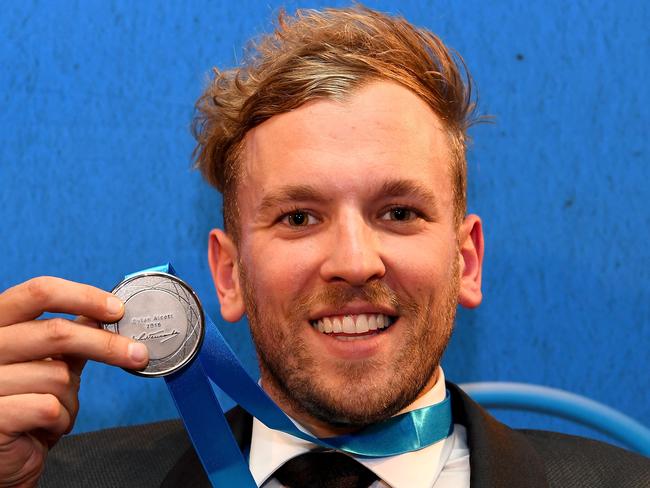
[239,254,460,429]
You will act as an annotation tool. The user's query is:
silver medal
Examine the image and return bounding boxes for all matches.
[102,272,205,377]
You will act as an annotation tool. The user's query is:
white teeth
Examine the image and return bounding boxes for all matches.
[378,315,386,329]
[368,315,378,331]
[332,318,343,333]
[342,316,355,333]
[323,317,333,333]
[356,315,369,333]
[312,314,394,334]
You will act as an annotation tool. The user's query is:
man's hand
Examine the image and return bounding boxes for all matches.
[0,277,149,487]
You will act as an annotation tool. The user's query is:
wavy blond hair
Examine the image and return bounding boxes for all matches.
[193,5,478,240]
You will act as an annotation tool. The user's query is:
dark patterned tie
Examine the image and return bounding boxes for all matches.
[273,451,380,488]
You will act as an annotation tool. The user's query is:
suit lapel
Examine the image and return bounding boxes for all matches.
[163,383,550,488]
[161,406,252,487]
[447,382,549,488]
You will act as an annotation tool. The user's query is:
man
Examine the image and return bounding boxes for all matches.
[0,5,647,488]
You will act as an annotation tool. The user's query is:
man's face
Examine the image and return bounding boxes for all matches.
[211,81,482,432]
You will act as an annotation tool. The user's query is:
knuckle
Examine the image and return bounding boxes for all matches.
[104,330,119,357]
[46,318,71,342]
[39,394,62,422]
[25,276,53,304]
[50,361,72,388]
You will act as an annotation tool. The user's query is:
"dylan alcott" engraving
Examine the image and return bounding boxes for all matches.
[130,313,175,330]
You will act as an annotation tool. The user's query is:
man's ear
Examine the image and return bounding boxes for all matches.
[208,229,246,322]
[457,214,484,308]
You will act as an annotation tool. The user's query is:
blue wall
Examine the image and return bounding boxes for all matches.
[1,0,648,446]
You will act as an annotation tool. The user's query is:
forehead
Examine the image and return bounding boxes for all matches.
[239,81,454,212]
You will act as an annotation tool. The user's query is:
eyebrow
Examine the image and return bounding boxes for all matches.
[257,184,332,213]
[256,179,439,214]
[378,179,440,214]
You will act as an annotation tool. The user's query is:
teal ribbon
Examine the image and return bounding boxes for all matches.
[131,264,453,487]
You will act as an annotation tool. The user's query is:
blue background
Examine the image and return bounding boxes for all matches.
[1,0,648,448]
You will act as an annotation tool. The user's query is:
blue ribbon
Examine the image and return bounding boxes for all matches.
[131,264,453,487]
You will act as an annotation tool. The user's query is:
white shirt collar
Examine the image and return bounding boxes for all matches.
[249,367,460,488]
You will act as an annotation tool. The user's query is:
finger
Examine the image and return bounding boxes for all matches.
[0,318,149,369]
[64,356,87,377]
[74,315,98,327]
[0,277,124,327]
[47,353,86,377]
[0,394,71,440]
[65,316,99,375]
[56,317,105,375]
[0,361,80,418]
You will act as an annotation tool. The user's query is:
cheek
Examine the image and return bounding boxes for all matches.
[381,234,457,292]
[244,238,321,305]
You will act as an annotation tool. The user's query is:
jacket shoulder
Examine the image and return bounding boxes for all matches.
[40,419,191,488]
[519,429,650,487]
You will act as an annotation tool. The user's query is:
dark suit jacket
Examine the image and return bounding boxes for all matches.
[40,383,649,487]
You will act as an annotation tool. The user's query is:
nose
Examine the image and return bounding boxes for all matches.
[319,212,386,285]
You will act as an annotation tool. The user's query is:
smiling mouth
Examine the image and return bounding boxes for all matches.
[309,313,398,340]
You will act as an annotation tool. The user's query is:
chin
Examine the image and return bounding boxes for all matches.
[311,404,401,429]
[302,391,412,429]
[284,366,429,429]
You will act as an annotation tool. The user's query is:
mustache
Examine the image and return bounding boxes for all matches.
[290,281,419,320]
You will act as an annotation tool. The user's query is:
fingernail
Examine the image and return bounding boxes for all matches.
[106,296,124,315]
[128,342,149,363]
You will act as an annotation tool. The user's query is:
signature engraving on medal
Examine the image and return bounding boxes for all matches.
[133,329,181,343]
